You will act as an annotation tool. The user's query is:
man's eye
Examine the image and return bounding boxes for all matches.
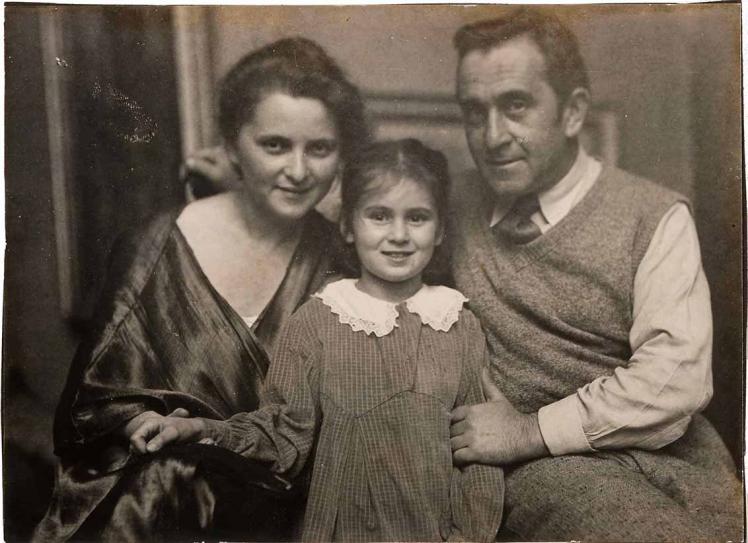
[307,141,337,158]
[505,99,528,116]
[461,104,485,126]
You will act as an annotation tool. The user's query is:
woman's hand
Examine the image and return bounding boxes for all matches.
[129,412,213,454]
[182,145,240,197]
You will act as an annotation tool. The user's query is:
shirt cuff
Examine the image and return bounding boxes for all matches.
[537,395,594,456]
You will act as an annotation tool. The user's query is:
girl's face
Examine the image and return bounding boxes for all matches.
[345,176,443,302]
[228,92,340,224]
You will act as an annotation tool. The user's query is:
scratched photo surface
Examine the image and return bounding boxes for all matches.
[4,4,743,541]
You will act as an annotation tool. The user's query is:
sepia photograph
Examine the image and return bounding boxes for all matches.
[4,3,744,541]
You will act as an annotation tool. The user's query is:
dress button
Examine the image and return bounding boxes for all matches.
[366,519,377,531]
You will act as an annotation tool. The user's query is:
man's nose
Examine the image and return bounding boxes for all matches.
[284,150,308,183]
[484,109,512,150]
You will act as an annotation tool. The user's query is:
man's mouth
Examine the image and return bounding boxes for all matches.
[486,157,523,167]
[277,185,313,195]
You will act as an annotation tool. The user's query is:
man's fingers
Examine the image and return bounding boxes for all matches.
[481,367,504,401]
[189,145,224,162]
[450,405,469,423]
[453,447,477,466]
[450,434,471,452]
[185,159,224,181]
[168,407,190,418]
[449,419,469,438]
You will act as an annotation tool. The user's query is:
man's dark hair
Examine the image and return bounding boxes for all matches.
[453,8,590,103]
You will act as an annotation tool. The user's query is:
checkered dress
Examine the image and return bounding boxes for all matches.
[219,295,504,542]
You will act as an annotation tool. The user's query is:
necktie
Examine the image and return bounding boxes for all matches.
[494,194,542,244]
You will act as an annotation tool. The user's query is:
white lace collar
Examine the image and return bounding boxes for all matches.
[314,278,468,337]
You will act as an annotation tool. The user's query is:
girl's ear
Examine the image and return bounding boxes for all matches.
[340,220,355,244]
[435,223,445,247]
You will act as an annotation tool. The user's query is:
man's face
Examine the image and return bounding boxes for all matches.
[457,34,576,200]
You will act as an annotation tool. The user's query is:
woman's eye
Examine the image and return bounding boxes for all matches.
[307,141,337,158]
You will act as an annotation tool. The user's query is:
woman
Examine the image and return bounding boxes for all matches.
[34,37,368,542]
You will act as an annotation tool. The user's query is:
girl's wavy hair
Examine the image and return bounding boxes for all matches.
[338,139,452,284]
[218,37,369,162]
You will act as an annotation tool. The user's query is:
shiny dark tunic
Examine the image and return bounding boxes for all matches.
[34,210,337,542]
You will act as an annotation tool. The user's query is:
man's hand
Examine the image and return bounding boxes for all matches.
[182,145,240,193]
[450,368,549,465]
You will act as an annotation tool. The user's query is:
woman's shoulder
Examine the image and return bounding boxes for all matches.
[107,208,181,279]
[176,192,238,244]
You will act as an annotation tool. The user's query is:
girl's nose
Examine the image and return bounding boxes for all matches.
[284,151,308,183]
[388,219,409,243]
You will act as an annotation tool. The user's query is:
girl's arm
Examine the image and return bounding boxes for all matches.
[447,312,504,542]
[130,303,323,479]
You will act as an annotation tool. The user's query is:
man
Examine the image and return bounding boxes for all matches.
[446,9,742,541]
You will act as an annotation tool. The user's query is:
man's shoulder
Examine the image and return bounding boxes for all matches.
[601,164,689,207]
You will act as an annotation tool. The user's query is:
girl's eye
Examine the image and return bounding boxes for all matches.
[408,212,433,224]
[259,138,290,154]
[365,209,390,223]
[307,140,337,158]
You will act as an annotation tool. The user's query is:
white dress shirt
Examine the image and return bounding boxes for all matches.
[491,147,713,455]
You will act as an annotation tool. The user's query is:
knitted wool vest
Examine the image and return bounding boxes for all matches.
[450,164,687,413]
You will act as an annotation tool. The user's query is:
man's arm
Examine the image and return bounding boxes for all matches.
[451,203,712,464]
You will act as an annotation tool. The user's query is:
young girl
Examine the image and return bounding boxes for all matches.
[131,139,504,542]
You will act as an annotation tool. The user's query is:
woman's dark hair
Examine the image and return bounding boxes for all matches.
[218,37,369,162]
[453,8,590,104]
[339,138,451,283]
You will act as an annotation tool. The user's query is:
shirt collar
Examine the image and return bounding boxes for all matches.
[490,146,601,228]
[314,278,468,337]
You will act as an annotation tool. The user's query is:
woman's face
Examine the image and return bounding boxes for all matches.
[228,92,340,224]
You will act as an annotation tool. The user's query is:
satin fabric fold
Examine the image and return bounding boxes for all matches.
[34,210,337,542]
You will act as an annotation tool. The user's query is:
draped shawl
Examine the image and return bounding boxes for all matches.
[35,209,338,541]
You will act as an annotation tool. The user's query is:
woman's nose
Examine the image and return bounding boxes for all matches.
[284,151,308,183]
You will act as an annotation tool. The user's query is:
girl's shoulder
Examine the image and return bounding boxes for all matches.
[288,292,339,329]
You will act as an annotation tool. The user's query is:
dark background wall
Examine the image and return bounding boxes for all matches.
[3,4,743,540]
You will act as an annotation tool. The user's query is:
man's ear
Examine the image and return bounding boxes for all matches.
[561,87,590,139]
